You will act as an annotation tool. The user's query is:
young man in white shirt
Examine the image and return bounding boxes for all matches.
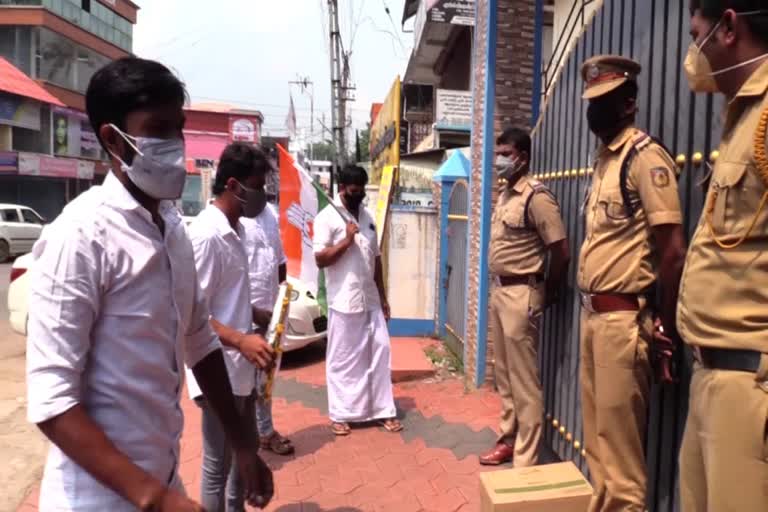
[26,57,273,512]
[313,165,403,436]
[185,143,276,511]
[242,197,295,456]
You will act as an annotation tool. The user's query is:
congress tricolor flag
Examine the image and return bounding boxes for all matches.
[277,144,328,311]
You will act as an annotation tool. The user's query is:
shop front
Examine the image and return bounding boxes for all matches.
[0,151,103,220]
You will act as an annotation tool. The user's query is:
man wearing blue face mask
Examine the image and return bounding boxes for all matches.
[185,142,277,512]
[679,2,768,510]
[25,58,273,511]
[480,127,570,467]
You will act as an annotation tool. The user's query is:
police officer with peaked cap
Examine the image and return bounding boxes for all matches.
[577,55,688,512]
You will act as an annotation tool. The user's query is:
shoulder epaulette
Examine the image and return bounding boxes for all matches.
[524,179,556,229]
[619,131,675,216]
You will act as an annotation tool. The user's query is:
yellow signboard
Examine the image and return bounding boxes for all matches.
[369,77,401,185]
[374,165,397,250]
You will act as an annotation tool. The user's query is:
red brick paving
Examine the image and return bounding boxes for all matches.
[18,339,503,511]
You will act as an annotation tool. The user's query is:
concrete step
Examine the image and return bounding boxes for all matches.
[391,337,437,382]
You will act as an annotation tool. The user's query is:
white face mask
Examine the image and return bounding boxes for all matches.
[109,124,187,200]
[495,155,524,180]
[685,10,768,94]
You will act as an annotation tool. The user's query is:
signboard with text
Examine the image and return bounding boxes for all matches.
[0,93,41,131]
[0,151,18,173]
[435,89,472,130]
[18,153,94,179]
[426,0,475,25]
[374,165,398,250]
[369,78,401,185]
[230,118,258,143]
[52,107,103,159]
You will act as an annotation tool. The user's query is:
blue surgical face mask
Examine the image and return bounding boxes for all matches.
[109,124,187,200]
[495,155,524,180]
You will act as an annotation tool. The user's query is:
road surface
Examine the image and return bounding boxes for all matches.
[0,262,47,512]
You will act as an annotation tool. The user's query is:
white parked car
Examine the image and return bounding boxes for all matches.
[7,253,327,351]
[0,204,46,262]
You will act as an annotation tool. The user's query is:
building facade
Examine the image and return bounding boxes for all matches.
[0,0,137,219]
[182,103,265,216]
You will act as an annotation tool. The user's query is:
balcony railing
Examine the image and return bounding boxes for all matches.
[542,0,597,97]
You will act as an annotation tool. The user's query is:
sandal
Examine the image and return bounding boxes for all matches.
[378,418,403,433]
[331,422,351,436]
[260,431,295,455]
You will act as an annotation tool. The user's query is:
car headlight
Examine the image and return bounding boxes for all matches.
[290,289,300,302]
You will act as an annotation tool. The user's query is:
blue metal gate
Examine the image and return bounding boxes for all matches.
[530,1,723,510]
[445,180,469,358]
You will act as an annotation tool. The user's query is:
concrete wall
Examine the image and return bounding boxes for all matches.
[387,206,438,336]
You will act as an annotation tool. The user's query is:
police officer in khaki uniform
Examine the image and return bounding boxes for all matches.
[578,56,688,512]
[480,127,570,467]
[679,4,768,510]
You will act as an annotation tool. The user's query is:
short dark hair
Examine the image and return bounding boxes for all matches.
[86,57,187,149]
[690,0,768,45]
[338,164,369,187]
[496,127,531,155]
[213,143,270,195]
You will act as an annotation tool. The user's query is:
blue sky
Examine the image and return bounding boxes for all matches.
[133,0,413,142]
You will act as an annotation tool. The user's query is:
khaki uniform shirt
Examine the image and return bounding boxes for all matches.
[578,126,682,294]
[489,175,566,276]
[677,61,768,352]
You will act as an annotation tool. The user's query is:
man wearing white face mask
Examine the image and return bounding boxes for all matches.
[25,58,273,511]
[678,3,768,510]
[479,127,570,467]
[185,142,277,512]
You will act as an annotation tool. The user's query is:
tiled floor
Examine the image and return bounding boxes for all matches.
[18,339,508,511]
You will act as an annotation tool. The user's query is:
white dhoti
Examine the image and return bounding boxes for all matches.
[326,308,397,423]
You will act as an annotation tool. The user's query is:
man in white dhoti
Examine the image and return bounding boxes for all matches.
[313,165,403,436]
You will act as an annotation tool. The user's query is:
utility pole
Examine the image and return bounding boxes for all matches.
[327,0,355,173]
[288,77,314,162]
[328,0,344,171]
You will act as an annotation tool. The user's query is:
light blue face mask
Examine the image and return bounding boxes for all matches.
[109,124,187,200]
[495,155,524,180]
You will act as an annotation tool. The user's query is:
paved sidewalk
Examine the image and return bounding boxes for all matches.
[18,340,508,512]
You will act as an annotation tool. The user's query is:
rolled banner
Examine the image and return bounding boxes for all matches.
[257,282,293,403]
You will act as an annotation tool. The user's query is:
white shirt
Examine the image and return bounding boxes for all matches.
[26,172,220,511]
[312,200,381,314]
[242,204,286,311]
[184,204,255,398]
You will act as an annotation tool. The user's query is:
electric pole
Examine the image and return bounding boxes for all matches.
[327,0,355,173]
[289,77,314,162]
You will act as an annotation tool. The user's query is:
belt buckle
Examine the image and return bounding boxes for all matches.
[580,292,595,313]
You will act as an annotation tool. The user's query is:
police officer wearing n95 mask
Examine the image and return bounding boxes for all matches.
[577,55,687,512]
[679,3,768,510]
[479,128,570,467]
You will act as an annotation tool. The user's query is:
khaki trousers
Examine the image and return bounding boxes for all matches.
[489,283,544,468]
[679,356,768,512]
[579,306,652,512]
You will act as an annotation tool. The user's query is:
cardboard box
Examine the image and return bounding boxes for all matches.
[480,462,593,512]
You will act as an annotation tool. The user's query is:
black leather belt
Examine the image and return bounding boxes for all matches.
[696,347,762,373]
[498,274,543,287]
